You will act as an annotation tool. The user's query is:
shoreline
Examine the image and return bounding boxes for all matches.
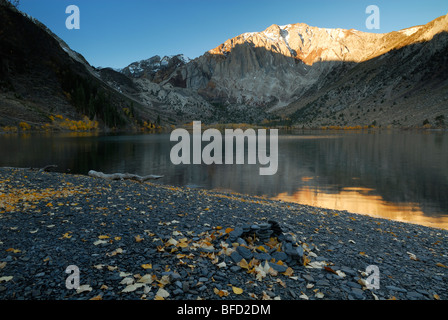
[0,168,447,300]
[1,125,447,135]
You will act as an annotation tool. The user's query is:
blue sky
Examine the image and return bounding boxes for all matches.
[18,0,448,69]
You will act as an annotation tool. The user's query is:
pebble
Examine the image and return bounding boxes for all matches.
[316,279,330,287]
[302,274,314,282]
[386,285,408,293]
[230,251,243,264]
[407,291,424,299]
[268,262,288,273]
[254,252,271,261]
[236,246,253,260]
[351,288,365,299]
[228,227,244,242]
[271,251,288,261]
[173,288,184,296]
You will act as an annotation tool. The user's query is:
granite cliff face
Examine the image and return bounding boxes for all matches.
[146,13,448,127]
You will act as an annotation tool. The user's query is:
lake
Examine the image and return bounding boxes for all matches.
[1,130,447,229]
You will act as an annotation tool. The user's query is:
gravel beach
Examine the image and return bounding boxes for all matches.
[0,167,447,301]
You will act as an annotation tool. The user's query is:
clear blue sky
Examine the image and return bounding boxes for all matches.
[18,0,448,69]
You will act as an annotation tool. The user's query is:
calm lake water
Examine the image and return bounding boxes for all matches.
[1,130,447,229]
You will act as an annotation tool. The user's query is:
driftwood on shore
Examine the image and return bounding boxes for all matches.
[88,170,163,183]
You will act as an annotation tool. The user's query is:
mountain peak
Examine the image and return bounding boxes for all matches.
[120,54,190,83]
[264,23,281,34]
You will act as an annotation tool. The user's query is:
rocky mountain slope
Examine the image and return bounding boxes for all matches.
[0,1,180,129]
[126,13,445,127]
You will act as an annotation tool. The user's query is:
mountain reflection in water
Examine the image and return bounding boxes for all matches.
[273,185,448,230]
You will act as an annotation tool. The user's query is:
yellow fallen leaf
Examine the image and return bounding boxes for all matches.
[141,264,152,270]
[225,227,234,234]
[107,248,123,256]
[358,278,368,287]
[61,232,72,239]
[249,293,258,299]
[276,279,286,288]
[336,270,346,278]
[158,275,171,286]
[214,288,229,297]
[299,293,309,300]
[76,284,93,294]
[166,238,178,247]
[261,291,272,300]
[436,263,447,268]
[120,277,134,285]
[156,288,170,298]
[170,247,178,254]
[122,283,145,293]
[137,274,154,284]
[238,259,249,269]
[6,248,21,253]
[434,294,440,300]
[135,235,144,243]
[89,295,102,300]
[302,255,310,266]
[283,267,294,277]
[407,252,418,261]
[114,237,122,241]
[98,235,110,239]
[232,286,243,295]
